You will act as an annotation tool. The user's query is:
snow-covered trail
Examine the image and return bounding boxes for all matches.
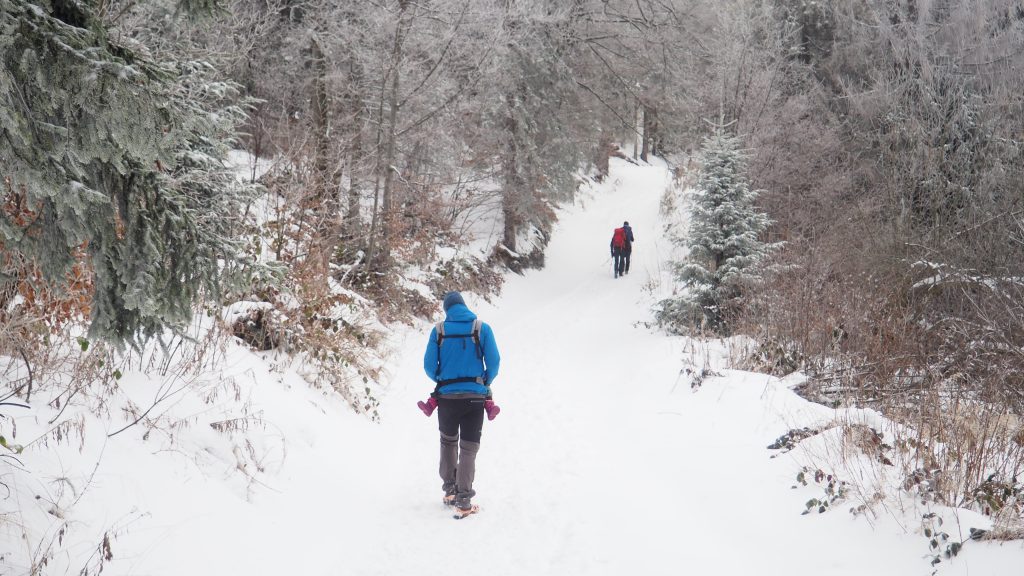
[341,161,702,575]
[105,158,1023,576]
[280,158,919,575]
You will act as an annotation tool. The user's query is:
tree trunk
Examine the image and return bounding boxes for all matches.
[379,55,400,267]
[641,104,651,162]
[363,68,388,276]
[310,38,332,209]
[633,101,641,160]
[500,2,524,254]
[307,37,339,273]
[651,107,661,157]
[501,96,520,253]
[344,59,364,230]
[346,118,363,225]
[595,133,612,182]
[369,0,411,272]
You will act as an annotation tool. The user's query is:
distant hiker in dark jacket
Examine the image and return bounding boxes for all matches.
[622,221,634,274]
[419,291,501,518]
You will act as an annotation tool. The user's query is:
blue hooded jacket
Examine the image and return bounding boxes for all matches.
[423,303,500,396]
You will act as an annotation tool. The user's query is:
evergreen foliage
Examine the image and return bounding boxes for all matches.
[659,130,771,333]
[0,0,257,345]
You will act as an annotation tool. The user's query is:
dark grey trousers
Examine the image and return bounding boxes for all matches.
[437,397,485,508]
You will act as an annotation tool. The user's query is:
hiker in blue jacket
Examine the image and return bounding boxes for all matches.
[420,291,501,518]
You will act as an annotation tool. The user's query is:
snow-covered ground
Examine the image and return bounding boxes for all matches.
[4,157,1024,575]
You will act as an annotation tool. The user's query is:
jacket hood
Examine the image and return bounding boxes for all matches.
[444,303,477,322]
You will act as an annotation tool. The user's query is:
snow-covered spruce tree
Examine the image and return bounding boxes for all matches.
[0,0,257,345]
[659,130,771,334]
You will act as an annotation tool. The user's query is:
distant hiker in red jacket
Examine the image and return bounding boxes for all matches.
[610,225,628,278]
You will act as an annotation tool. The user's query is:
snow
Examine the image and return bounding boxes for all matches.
[911,260,1024,291]
[221,299,274,325]
[4,158,1024,575]
[226,150,274,183]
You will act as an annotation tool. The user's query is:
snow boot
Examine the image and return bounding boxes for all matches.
[418,397,438,417]
[484,400,500,421]
[452,504,480,519]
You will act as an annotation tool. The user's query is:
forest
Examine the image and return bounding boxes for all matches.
[3,0,1024,569]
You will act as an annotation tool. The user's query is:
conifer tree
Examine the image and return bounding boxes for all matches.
[659,129,771,333]
[0,0,255,345]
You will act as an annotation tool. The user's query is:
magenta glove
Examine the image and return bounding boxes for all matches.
[417,397,438,417]
[484,400,501,421]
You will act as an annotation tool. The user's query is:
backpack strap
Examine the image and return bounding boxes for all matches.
[471,318,482,359]
[433,321,445,379]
